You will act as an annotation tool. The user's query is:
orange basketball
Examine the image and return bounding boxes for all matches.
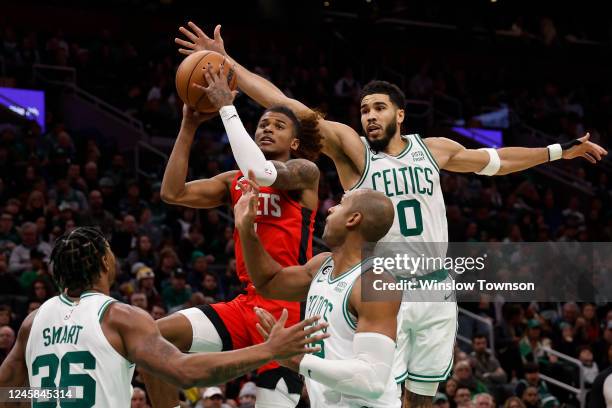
[175,50,238,113]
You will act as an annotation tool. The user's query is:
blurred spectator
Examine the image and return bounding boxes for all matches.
[112,215,139,258]
[48,178,88,212]
[496,303,525,377]
[520,386,540,408]
[593,321,612,370]
[238,381,256,408]
[81,190,115,238]
[130,387,148,408]
[150,303,166,320]
[452,360,489,395]
[155,248,180,288]
[9,222,51,274]
[455,386,472,406]
[18,248,48,291]
[0,213,19,253]
[162,269,191,312]
[519,319,550,365]
[515,363,556,406]
[473,393,494,408]
[470,334,508,402]
[135,265,161,307]
[126,234,158,271]
[579,346,599,387]
[119,180,148,218]
[129,292,148,311]
[503,396,526,408]
[29,277,54,303]
[195,386,226,408]
[433,393,450,408]
[0,325,16,364]
[0,305,13,328]
[0,253,21,295]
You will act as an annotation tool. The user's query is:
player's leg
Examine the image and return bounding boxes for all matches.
[248,297,304,407]
[143,304,235,408]
[402,300,457,408]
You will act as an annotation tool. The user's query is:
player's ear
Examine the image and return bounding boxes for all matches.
[290,137,300,152]
[396,108,405,125]
[345,211,362,229]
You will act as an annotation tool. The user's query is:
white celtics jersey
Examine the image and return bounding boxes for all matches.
[304,257,401,408]
[25,292,135,407]
[352,134,448,277]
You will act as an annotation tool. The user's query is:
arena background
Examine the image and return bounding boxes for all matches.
[1,1,611,407]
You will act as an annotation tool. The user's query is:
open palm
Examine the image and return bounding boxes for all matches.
[175,22,227,57]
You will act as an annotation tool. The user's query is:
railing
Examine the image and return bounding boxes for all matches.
[457,307,495,351]
[32,64,147,136]
[134,140,169,179]
[539,347,585,408]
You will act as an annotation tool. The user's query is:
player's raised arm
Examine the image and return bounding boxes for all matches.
[0,311,36,387]
[234,174,326,301]
[175,22,366,187]
[426,132,608,176]
[108,302,327,388]
[160,104,236,208]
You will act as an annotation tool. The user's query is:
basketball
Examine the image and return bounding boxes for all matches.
[175,50,238,113]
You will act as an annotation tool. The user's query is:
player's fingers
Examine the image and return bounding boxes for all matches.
[303,346,321,354]
[188,21,209,39]
[583,153,596,164]
[293,315,321,332]
[255,307,276,331]
[277,309,289,328]
[178,48,193,56]
[178,26,198,43]
[301,333,330,346]
[256,323,269,340]
[302,322,329,337]
[191,83,206,92]
[175,38,194,49]
[203,69,215,88]
[589,149,602,161]
[214,24,223,42]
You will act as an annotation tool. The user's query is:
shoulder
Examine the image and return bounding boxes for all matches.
[306,252,332,275]
[104,302,152,331]
[287,159,320,180]
[422,137,463,152]
[17,309,38,340]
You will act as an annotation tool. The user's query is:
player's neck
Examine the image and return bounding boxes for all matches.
[383,133,407,156]
[330,239,363,279]
[264,151,290,162]
[64,285,107,301]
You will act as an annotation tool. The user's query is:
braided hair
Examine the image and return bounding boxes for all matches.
[50,227,109,293]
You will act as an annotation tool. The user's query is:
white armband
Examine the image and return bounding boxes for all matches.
[547,143,562,161]
[219,105,277,186]
[475,148,501,176]
[299,332,395,400]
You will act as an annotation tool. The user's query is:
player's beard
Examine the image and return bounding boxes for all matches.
[367,120,397,153]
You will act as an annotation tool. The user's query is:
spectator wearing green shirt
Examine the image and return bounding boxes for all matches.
[162,269,192,312]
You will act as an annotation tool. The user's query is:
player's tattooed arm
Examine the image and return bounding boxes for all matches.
[425,132,607,175]
[0,311,35,387]
[113,303,327,387]
[270,159,320,191]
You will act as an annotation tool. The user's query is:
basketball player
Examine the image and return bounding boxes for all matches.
[235,174,402,407]
[0,227,328,406]
[146,64,322,407]
[176,22,608,407]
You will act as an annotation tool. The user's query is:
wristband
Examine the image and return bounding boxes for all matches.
[547,143,562,161]
[219,105,238,120]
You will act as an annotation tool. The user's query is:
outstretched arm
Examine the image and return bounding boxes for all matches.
[160,105,236,208]
[426,132,608,175]
[234,174,326,301]
[175,22,366,189]
[109,303,326,388]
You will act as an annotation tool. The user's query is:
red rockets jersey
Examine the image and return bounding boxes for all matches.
[230,172,316,287]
